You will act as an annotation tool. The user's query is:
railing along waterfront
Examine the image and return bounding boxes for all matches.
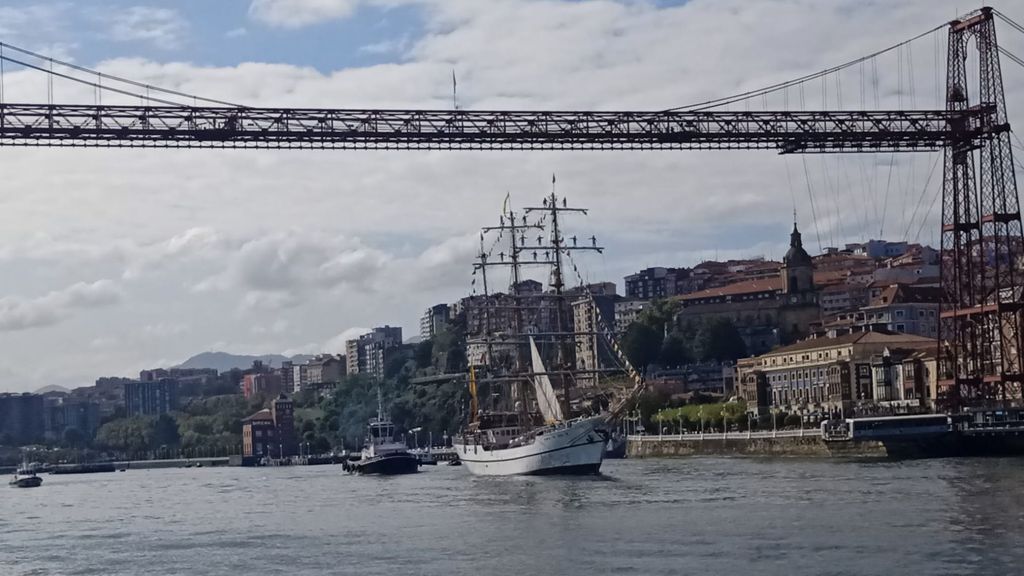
[627,429,819,442]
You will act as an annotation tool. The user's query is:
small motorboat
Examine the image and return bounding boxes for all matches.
[10,473,43,488]
[414,451,438,466]
[447,458,462,467]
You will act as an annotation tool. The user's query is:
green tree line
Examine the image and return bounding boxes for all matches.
[619,299,747,371]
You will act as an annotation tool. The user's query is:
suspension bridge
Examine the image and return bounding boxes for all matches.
[1,7,1024,412]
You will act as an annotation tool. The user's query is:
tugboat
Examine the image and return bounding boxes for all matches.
[9,471,43,488]
[343,389,419,475]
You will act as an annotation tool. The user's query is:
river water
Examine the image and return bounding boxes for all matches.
[2,457,1023,575]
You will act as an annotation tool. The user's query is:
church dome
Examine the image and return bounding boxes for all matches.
[784,223,812,267]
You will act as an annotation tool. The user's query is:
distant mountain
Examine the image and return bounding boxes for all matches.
[175,352,315,373]
[35,384,71,395]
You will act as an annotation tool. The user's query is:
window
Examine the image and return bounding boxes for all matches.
[896,310,905,318]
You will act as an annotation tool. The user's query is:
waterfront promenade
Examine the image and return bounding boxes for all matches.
[626,429,845,458]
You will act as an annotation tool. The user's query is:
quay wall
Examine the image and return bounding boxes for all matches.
[628,435,894,459]
[117,457,230,470]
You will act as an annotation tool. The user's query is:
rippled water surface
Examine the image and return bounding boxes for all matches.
[2,457,1024,575]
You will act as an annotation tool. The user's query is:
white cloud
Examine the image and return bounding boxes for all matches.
[359,35,411,55]
[0,280,123,332]
[121,227,227,280]
[193,231,390,311]
[323,326,371,353]
[226,27,248,39]
[249,0,364,29]
[0,4,71,39]
[0,0,1019,391]
[104,6,188,49]
[143,322,190,337]
[90,336,118,349]
[281,342,321,356]
[252,319,290,335]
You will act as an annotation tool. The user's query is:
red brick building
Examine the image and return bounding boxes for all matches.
[241,409,276,459]
[241,394,297,463]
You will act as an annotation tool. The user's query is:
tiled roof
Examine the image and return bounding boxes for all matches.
[243,408,274,422]
[762,331,934,356]
[813,270,851,287]
[677,277,783,301]
[866,284,942,307]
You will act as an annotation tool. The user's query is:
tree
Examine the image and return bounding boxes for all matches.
[152,414,181,447]
[621,321,663,369]
[635,389,671,430]
[658,331,693,367]
[310,435,332,454]
[95,417,153,455]
[385,349,413,380]
[444,347,467,373]
[62,427,84,448]
[432,322,468,373]
[414,339,434,369]
[638,298,681,331]
[694,318,748,362]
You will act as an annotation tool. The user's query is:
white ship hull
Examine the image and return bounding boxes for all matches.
[454,416,607,476]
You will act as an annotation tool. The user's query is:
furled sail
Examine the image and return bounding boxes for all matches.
[530,336,563,424]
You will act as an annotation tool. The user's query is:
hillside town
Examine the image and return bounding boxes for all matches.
[0,222,945,462]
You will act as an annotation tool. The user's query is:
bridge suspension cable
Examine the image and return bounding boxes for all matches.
[0,41,243,108]
[663,23,946,112]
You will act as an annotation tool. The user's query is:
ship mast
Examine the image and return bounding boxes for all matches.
[475,199,544,416]
[523,175,603,419]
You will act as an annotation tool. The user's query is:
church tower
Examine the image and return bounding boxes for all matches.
[781,220,814,295]
[777,218,819,345]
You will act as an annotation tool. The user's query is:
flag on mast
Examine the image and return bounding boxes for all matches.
[452,69,458,110]
[502,191,511,215]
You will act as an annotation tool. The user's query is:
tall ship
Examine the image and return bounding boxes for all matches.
[453,182,645,476]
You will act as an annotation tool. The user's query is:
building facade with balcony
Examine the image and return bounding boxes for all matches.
[736,331,935,418]
[624,267,686,299]
[420,303,451,341]
[345,326,403,381]
[124,379,179,416]
[0,393,44,445]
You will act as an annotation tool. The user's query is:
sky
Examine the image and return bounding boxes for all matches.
[0,0,1023,392]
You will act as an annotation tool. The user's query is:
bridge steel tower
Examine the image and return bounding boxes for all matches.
[940,7,1024,409]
